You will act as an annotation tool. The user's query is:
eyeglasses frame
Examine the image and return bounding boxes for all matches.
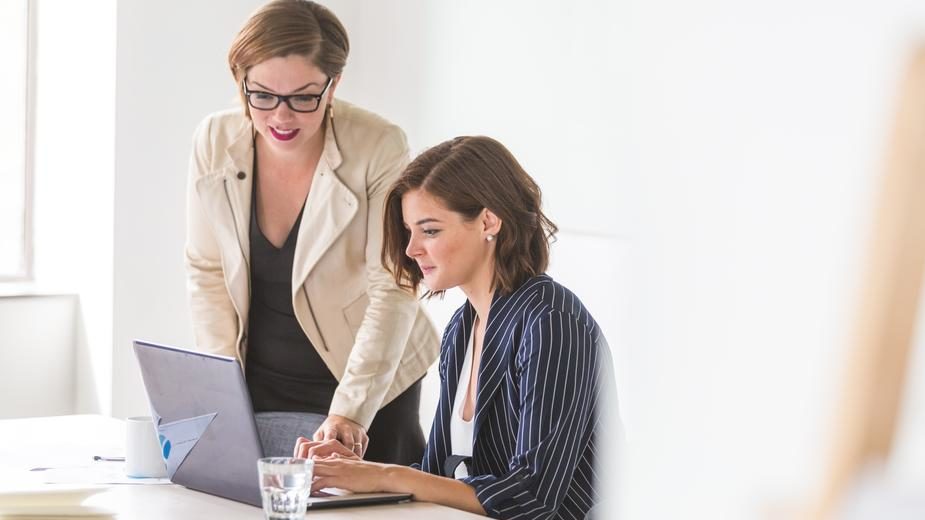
[242,75,334,113]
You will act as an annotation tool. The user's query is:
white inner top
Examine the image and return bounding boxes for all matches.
[449,330,476,478]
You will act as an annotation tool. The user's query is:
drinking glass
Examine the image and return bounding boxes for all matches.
[258,457,314,519]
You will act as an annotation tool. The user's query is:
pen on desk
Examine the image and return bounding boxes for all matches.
[93,455,126,462]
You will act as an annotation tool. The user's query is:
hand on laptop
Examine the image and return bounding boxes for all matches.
[310,458,396,495]
[293,437,361,461]
[311,414,368,458]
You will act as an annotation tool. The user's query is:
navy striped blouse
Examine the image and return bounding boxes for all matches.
[419,274,616,519]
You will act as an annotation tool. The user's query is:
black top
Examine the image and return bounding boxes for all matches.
[245,174,338,414]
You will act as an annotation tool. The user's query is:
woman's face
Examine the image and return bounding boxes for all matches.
[401,189,497,293]
[245,55,337,156]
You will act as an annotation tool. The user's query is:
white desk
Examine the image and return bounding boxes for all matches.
[0,415,482,519]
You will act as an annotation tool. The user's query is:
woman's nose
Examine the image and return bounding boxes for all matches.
[273,100,295,119]
[405,234,421,258]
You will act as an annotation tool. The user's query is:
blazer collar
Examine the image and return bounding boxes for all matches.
[445,304,476,409]
[473,290,515,437]
[195,118,255,265]
[192,120,254,318]
[224,116,256,175]
[207,110,356,287]
[219,109,343,173]
[291,110,355,285]
[447,289,522,439]
[320,107,343,171]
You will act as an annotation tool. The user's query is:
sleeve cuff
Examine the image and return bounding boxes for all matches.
[328,390,379,430]
[461,466,533,516]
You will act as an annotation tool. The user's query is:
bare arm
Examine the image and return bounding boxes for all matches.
[311,459,486,516]
[387,465,485,516]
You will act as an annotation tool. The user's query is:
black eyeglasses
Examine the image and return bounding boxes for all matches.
[242,76,333,113]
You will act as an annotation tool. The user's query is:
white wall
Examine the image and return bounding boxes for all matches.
[31,0,116,415]
[615,1,925,518]
[324,1,624,236]
[0,296,77,418]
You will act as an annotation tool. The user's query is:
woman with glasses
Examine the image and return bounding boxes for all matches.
[294,136,618,519]
[185,0,439,465]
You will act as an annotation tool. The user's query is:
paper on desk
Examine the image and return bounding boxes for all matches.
[0,503,116,518]
[0,485,110,507]
[37,462,170,486]
[153,412,216,477]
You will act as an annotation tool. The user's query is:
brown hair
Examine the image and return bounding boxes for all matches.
[227,0,349,118]
[382,136,558,297]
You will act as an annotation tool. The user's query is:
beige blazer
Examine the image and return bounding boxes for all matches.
[184,100,439,428]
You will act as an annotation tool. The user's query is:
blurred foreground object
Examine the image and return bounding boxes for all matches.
[811,43,925,520]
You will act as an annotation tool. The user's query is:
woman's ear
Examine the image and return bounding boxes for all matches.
[482,208,502,238]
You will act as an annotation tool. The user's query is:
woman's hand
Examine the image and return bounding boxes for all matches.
[292,438,359,460]
[310,458,396,494]
[311,458,488,516]
[312,414,368,458]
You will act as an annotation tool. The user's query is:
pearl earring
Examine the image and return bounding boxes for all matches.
[486,234,495,242]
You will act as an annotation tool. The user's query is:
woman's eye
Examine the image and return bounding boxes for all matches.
[254,93,275,101]
[422,229,440,237]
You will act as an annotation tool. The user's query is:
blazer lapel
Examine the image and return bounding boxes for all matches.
[221,127,255,264]
[422,304,473,474]
[194,123,254,324]
[443,305,476,459]
[445,304,475,412]
[291,118,358,287]
[473,291,515,439]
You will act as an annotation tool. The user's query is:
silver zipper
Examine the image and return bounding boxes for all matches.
[223,178,251,354]
[303,289,330,352]
[223,178,250,273]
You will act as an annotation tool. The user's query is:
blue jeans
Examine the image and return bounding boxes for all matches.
[254,411,326,457]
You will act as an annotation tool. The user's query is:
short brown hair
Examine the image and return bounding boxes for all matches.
[228,0,349,118]
[382,136,558,297]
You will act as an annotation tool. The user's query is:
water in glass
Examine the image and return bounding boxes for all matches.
[258,457,313,520]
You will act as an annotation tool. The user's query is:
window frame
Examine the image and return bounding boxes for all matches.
[0,0,36,283]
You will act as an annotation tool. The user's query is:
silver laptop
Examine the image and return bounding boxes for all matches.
[132,340,412,509]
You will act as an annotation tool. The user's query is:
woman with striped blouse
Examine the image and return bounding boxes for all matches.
[294,136,617,519]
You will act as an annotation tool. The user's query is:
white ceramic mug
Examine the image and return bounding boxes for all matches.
[125,416,168,478]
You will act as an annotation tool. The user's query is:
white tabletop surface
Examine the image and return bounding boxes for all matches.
[0,414,482,519]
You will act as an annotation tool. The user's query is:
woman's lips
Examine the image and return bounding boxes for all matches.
[420,266,435,276]
[269,126,300,141]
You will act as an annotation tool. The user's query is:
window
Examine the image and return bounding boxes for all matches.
[0,0,34,281]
